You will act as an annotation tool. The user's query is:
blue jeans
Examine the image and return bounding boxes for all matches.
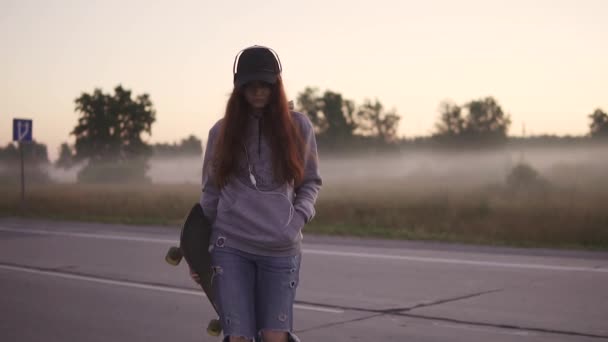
[210,244,302,341]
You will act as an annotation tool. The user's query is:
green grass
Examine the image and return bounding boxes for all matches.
[1,182,607,250]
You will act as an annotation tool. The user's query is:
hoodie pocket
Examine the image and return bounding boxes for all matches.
[283,210,305,244]
[215,179,297,248]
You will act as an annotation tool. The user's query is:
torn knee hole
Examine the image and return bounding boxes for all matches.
[215,236,226,247]
[210,266,223,286]
[223,335,250,342]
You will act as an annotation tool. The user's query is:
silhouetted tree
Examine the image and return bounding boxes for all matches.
[589,108,608,139]
[55,143,75,169]
[297,87,327,135]
[322,90,358,139]
[433,96,511,145]
[297,87,401,147]
[297,87,358,139]
[71,85,156,182]
[356,99,401,142]
[435,100,465,138]
[0,141,49,164]
[179,135,203,156]
[506,162,550,193]
[0,141,50,184]
[464,97,511,141]
[152,135,203,157]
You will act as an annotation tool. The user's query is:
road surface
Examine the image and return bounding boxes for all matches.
[1,218,607,341]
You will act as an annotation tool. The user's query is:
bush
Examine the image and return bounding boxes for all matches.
[506,163,550,192]
[0,165,51,185]
[77,159,151,184]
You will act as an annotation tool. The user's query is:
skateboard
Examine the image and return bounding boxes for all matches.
[165,203,222,336]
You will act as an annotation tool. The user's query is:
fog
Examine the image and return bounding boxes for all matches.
[47,157,204,184]
[45,145,608,190]
[319,146,608,190]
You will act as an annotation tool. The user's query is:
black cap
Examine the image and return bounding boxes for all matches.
[233,46,281,88]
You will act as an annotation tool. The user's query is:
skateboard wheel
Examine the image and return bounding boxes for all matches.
[206,318,222,336]
[165,246,183,265]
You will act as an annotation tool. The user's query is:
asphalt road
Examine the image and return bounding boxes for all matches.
[1,218,607,341]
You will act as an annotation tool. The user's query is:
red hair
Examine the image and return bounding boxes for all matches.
[213,76,304,188]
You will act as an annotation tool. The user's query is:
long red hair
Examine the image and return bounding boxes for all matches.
[213,76,304,188]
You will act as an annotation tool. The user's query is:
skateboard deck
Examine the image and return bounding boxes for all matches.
[165,203,222,336]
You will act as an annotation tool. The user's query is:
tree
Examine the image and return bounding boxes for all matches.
[296,87,402,146]
[356,99,401,142]
[179,135,203,156]
[0,141,50,184]
[152,135,204,157]
[55,143,75,169]
[463,97,511,141]
[435,100,465,137]
[0,141,49,164]
[321,90,358,139]
[506,163,549,193]
[589,108,608,138]
[433,96,511,145]
[71,85,156,182]
[297,87,327,135]
[297,87,358,139]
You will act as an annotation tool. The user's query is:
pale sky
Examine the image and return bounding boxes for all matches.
[1,0,607,160]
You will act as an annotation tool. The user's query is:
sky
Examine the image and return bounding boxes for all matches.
[1,0,607,161]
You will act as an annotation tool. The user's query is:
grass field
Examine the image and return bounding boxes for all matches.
[2,145,607,250]
[1,179,607,250]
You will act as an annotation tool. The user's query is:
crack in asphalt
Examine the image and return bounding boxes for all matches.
[387,288,504,313]
[295,288,502,316]
[294,312,385,334]
[296,289,608,340]
[398,313,608,340]
[295,289,502,334]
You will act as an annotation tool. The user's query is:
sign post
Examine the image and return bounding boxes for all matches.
[12,119,33,208]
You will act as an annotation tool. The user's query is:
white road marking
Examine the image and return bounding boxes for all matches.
[0,263,344,314]
[0,227,174,243]
[1,226,607,273]
[302,249,608,273]
[432,322,535,336]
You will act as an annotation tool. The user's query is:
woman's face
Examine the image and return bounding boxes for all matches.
[244,81,272,110]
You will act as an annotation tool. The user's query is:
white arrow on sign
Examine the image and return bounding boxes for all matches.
[17,121,30,141]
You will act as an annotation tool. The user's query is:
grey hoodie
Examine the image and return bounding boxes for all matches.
[199,111,322,257]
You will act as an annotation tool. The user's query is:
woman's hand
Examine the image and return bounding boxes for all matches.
[190,268,201,284]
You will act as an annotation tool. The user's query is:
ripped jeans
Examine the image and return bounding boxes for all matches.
[210,242,302,341]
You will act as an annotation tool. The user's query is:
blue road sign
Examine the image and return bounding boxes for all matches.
[13,119,33,142]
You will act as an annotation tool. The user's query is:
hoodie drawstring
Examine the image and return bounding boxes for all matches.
[258,116,262,158]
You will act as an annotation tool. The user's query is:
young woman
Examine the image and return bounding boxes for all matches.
[194,45,322,342]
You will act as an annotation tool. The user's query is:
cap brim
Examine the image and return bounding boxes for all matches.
[235,72,277,87]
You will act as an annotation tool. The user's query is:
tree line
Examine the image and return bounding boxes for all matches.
[297,87,401,146]
[2,84,606,183]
